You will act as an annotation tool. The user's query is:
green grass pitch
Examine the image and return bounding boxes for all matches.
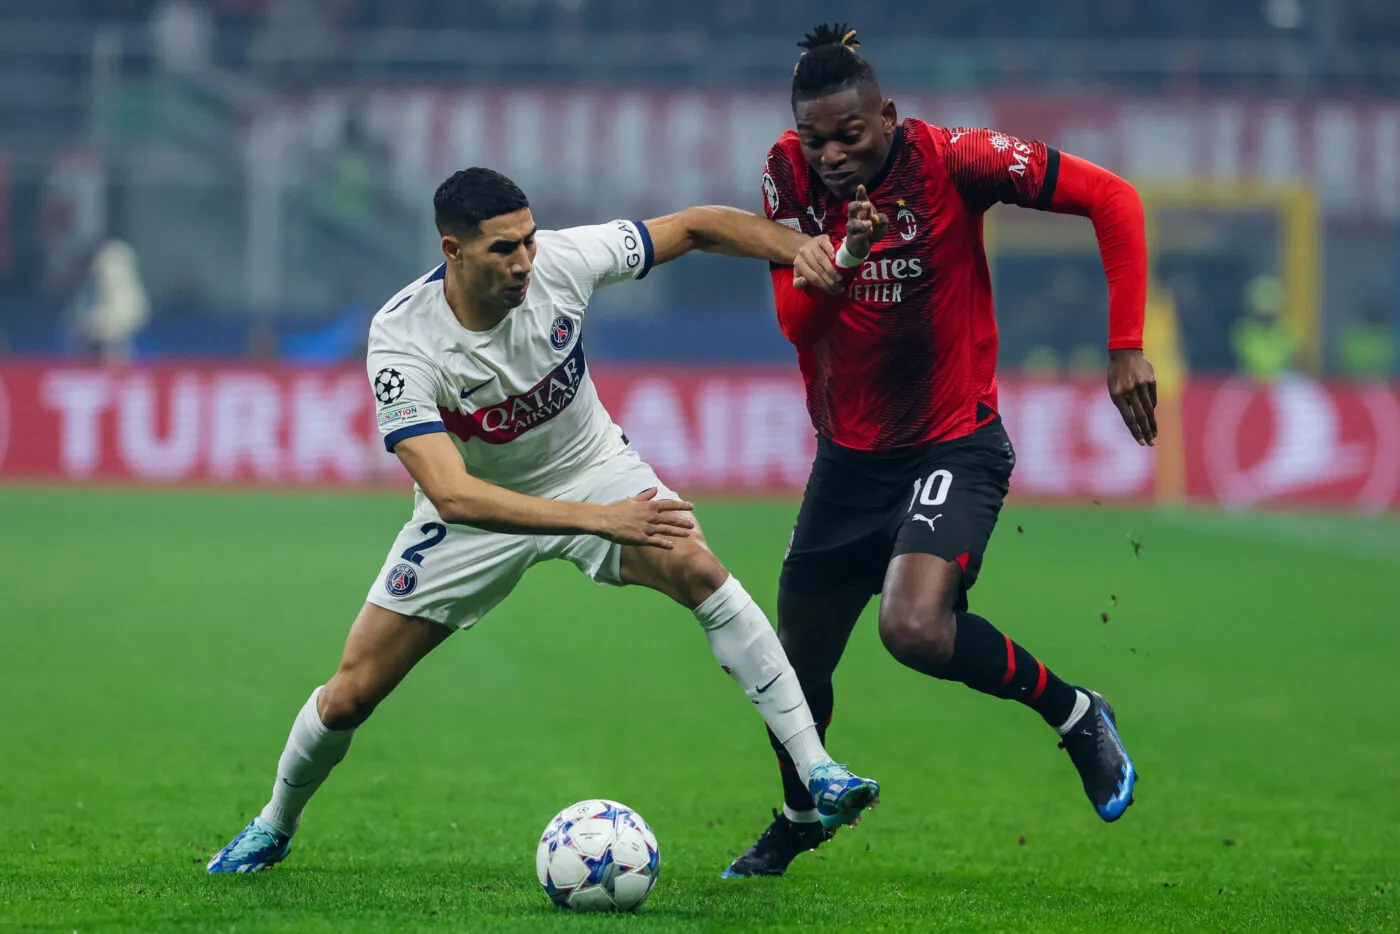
[1,488,1397,932]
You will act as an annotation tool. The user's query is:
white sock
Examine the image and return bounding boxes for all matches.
[694,576,832,782]
[1055,690,1092,735]
[259,686,355,835]
[783,804,821,824]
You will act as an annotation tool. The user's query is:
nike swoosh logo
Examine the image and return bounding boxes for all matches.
[755,674,781,694]
[460,377,496,401]
[281,777,319,788]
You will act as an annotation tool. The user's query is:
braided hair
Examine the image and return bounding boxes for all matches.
[791,23,879,107]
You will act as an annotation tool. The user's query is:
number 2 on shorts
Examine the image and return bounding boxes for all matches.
[401,522,447,566]
[909,469,953,512]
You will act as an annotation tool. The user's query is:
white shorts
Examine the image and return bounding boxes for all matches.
[365,449,680,630]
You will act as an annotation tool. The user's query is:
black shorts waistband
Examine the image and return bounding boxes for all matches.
[817,416,1004,467]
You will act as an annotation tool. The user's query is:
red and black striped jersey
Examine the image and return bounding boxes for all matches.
[764,118,1063,451]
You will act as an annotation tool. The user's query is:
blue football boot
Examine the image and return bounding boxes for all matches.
[206,817,291,873]
[807,761,880,831]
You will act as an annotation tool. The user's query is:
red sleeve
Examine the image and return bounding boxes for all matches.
[1047,152,1146,351]
[771,264,858,345]
[935,126,1145,350]
[762,136,856,345]
[762,138,815,244]
[937,126,1060,213]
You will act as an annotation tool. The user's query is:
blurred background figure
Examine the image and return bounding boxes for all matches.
[1231,274,1295,384]
[1338,299,1397,380]
[66,237,150,363]
[150,0,213,76]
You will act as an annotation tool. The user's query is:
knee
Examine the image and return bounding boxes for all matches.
[678,549,730,610]
[318,669,382,731]
[878,601,957,674]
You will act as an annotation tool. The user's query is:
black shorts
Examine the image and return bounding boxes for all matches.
[780,418,1015,608]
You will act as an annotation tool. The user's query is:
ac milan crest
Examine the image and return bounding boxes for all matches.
[896,206,917,241]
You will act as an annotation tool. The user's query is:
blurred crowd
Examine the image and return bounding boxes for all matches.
[50,0,1400,43]
[15,0,1400,88]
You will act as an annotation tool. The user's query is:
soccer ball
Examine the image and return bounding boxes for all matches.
[535,799,660,912]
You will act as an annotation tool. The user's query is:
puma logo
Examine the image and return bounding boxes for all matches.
[911,513,943,532]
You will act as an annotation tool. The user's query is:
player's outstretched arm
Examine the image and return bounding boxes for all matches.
[1045,153,1158,446]
[392,432,695,548]
[941,127,1158,445]
[643,206,838,285]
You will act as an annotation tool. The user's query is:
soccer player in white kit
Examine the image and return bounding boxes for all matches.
[207,168,878,873]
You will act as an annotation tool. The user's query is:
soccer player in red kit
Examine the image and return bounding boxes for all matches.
[723,25,1159,878]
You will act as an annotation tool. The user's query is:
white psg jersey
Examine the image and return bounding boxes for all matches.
[367,219,653,501]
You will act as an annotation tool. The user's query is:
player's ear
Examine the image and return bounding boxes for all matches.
[441,234,461,262]
[880,99,898,134]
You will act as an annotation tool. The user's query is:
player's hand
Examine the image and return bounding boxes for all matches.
[844,184,888,259]
[792,236,843,294]
[1108,349,1158,446]
[597,488,696,549]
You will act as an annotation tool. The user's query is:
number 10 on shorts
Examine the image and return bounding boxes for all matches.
[909,469,952,512]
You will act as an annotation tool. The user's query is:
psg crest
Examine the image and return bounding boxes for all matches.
[385,562,418,597]
[550,316,575,351]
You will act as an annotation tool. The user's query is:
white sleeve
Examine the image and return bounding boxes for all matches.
[544,219,654,302]
[367,343,445,453]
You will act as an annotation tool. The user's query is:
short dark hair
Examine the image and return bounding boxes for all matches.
[791,23,879,107]
[434,167,530,238]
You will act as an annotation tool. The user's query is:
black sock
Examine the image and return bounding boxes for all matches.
[943,611,1080,729]
[768,678,832,815]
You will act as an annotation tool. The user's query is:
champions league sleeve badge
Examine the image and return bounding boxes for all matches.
[374,368,407,404]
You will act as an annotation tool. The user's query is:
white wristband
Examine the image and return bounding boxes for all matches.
[834,239,865,268]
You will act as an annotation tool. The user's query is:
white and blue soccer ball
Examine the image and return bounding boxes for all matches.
[535,799,660,912]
